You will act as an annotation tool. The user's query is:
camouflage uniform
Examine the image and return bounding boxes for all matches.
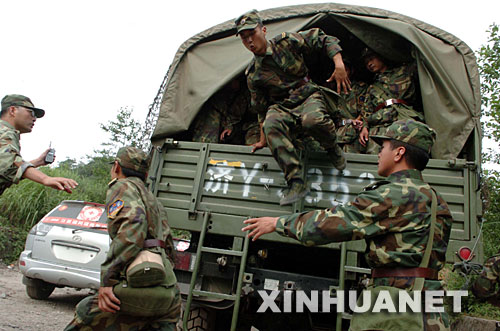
[192,85,257,145]
[246,28,343,182]
[65,147,180,331]
[274,120,452,330]
[0,120,32,194]
[472,253,500,306]
[336,81,368,153]
[362,63,424,154]
[0,95,46,195]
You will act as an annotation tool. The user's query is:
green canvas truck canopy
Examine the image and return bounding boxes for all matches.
[151,3,481,160]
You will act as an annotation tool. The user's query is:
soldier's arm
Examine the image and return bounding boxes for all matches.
[295,29,350,93]
[159,204,176,264]
[100,183,148,287]
[0,131,32,185]
[244,187,393,243]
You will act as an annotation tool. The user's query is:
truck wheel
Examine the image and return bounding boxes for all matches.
[184,307,215,331]
[25,279,55,300]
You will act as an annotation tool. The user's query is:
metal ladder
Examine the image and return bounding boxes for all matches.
[183,212,250,331]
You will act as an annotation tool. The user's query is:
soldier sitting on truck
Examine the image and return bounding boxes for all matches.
[191,77,258,145]
[243,119,452,330]
[323,58,368,153]
[235,9,351,206]
[358,48,424,154]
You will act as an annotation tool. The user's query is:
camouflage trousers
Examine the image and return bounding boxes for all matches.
[263,91,338,182]
[364,125,390,155]
[64,294,178,331]
[336,124,365,154]
[244,121,261,145]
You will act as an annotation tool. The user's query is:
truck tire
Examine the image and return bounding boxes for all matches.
[25,279,55,300]
[184,307,215,331]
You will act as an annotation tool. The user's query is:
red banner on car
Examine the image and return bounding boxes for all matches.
[42,217,107,231]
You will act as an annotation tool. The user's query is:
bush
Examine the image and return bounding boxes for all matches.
[0,166,108,229]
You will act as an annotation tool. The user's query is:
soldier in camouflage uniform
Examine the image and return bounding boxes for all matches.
[0,94,78,195]
[358,49,424,154]
[65,147,180,331]
[235,10,351,206]
[191,78,258,145]
[472,253,500,307]
[330,60,367,153]
[243,119,452,330]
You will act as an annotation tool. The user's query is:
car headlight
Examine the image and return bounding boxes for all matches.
[29,222,53,236]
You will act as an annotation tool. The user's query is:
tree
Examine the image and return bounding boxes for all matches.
[478,23,500,163]
[99,106,151,156]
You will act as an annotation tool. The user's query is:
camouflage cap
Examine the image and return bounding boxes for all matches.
[235,10,262,35]
[113,146,150,174]
[370,119,436,154]
[1,94,45,118]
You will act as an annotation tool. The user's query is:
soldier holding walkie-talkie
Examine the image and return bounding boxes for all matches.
[0,94,78,195]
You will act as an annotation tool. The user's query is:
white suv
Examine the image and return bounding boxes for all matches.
[19,200,109,299]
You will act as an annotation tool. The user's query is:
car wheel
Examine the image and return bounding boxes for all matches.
[26,279,55,300]
[183,307,215,331]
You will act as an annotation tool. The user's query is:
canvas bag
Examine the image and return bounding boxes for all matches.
[349,190,438,331]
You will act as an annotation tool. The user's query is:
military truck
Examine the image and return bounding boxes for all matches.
[146,4,483,330]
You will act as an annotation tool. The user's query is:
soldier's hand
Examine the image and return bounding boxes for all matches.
[98,286,121,313]
[42,177,78,193]
[359,127,369,147]
[327,66,351,94]
[242,217,279,241]
[251,140,267,153]
[220,129,233,141]
[352,119,364,131]
[31,149,51,167]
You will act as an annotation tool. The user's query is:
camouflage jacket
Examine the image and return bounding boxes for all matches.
[217,88,252,131]
[0,120,32,195]
[276,169,453,289]
[472,254,500,300]
[361,63,423,128]
[246,28,342,123]
[101,176,175,287]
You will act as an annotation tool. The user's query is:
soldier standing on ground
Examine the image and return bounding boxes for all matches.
[243,119,452,330]
[235,9,351,206]
[472,252,500,307]
[65,147,180,330]
[358,49,424,154]
[0,94,78,195]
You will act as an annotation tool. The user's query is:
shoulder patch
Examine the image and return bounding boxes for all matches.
[107,199,124,218]
[245,59,255,76]
[273,31,288,43]
[363,180,391,192]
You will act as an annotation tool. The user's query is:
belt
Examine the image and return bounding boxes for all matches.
[143,239,166,249]
[337,119,353,127]
[371,267,439,280]
[375,98,408,112]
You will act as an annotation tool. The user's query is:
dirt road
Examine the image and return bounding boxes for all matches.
[0,263,90,331]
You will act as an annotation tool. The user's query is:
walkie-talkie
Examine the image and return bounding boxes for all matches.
[45,142,55,164]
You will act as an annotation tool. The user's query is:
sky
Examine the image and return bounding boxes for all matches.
[1,0,498,163]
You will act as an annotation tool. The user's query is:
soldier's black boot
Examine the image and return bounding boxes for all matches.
[280,179,310,206]
[327,145,347,171]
